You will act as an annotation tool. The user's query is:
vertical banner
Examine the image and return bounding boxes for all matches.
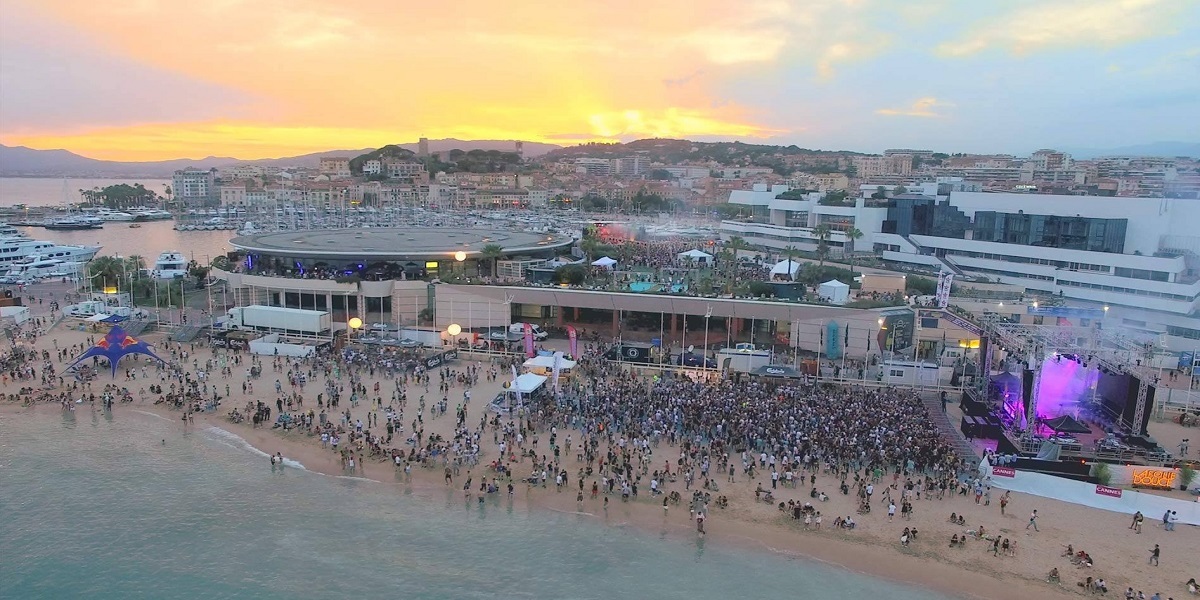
[551,353,562,393]
[938,273,954,308]
[510,364,520,406]
[567,325,578,358]
[935,271,946,305]
[523,322,535,358]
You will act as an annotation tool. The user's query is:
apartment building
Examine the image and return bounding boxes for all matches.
[318,157,351,178]
[172,167,218,207]
[853,154,913,178]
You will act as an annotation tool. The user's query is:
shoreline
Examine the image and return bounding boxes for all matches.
[2,316,1194,600]
[3,400,1074,600]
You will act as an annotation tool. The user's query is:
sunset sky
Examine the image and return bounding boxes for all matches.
[1,0,1197,161]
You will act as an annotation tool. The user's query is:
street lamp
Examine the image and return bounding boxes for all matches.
[348,317,363,342]
[454,250,467,262]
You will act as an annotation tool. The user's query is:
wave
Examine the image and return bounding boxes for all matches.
[204,426,308,470]
[132,410,173,422]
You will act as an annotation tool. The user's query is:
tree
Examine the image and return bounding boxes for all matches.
[844,227,863,274]
[893,185,908,196]
[812,224,832,268]
[86,255,143,292]
[780,245,801,281]
[871,185,888,200]
[555,264,587,285]
[187,260,210,286]
[723,236,751,292]
[480,243,504,278]
[579,238,599,262]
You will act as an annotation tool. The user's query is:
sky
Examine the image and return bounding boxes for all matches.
[0,0,1197,161]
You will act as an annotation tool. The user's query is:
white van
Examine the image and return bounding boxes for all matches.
[509,322,549,341]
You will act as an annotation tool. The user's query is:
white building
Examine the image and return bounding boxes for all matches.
[363,159,382,176]
[720,184,1200,349]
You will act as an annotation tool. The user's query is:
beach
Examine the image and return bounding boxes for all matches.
[2,302,1197,600]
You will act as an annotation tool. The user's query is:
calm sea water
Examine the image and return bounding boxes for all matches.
[0,177,233,260]
[0,409,952,600]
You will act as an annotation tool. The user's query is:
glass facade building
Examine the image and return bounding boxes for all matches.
[972,211,1127,254]
[881,195,971,238]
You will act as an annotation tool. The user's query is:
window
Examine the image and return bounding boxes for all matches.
[889,369,904,377]
[921,318,939,329]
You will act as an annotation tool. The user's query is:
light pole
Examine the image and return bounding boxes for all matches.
[447,322,461,349]
[703,305,712,369]
[348,316,363,343]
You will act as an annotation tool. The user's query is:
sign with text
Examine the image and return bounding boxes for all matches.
[1131,468,1178,490]
[991,466,1015,478]
[1094,485,1123,498]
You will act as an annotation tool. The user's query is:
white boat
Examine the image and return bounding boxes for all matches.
[132,209,173,221]
[0,223,27,238]
[0,238,101,268]
[147,251,188,279]
[83,208,136,222]
[2,256,83,281]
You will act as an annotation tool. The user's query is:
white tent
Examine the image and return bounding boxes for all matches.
[523,355,577,370]
[769,259,802,281]
[510,373,548,394]
[591,256,617,268]
[677,249,713,263]
[817,279,851,305]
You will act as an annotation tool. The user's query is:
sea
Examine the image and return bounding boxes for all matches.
[0,409,953,600]
[0,177,235,260]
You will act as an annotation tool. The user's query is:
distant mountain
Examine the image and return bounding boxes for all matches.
[1054,141,1200,160]
[0,138,560,177]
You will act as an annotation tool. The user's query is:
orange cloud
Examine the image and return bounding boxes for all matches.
[2,0,892,159]
[875,97,953,118]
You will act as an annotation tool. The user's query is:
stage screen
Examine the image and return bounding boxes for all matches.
[1033,355,1099,420]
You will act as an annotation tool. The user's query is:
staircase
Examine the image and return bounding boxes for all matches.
[902,235,965,276]
[920,394,980,462]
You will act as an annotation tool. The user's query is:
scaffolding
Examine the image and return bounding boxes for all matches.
[979,316,1167,434]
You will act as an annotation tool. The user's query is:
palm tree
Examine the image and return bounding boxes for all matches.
[579,238,599,262]
[845,227,863,274]
[812,224,832,269]
[781,245,800,281]
[481,243,503,278]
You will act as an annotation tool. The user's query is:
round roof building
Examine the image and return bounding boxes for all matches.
[230,227,574,263]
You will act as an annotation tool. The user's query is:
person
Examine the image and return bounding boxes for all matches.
[1148,543,1160,566]
[1186,577,1197,594]
[1166,510,1178,532]
[1026,509,1039,531]
[1047,567,1060,583]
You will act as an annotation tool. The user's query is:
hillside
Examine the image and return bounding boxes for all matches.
[0,138,560,177]
[544,138,870,163]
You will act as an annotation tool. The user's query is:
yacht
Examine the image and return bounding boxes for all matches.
[0,238,101,268]
[0,223,27,238]
[86,208,135,222]
[132,208,173,221]
[44,217,102,230]
[2,256,83,281]
[148,251,188,279]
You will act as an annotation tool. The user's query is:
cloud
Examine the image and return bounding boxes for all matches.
[875,97,954,118]
[937,0,1187,57]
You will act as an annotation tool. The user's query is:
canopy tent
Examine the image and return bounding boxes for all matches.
[1042,415,1091,434]
[677,249,713,263]
[751,364,805,378]
[85,314,110,322]
[989,371,1022,396]
[769,259,802,281]
[591,256,617,268]
[66,325,165,377]
[509,373,548,394]
[523,354,577,370]
[817,279,850,305]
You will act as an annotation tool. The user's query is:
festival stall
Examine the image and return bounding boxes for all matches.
[677,249,713,264]
[769,259,802,282]
[491,373,548,414]
[817,279,850,305]
[591,256,618,269]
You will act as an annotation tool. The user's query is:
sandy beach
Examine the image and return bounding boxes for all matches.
[3,308,1197,600]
